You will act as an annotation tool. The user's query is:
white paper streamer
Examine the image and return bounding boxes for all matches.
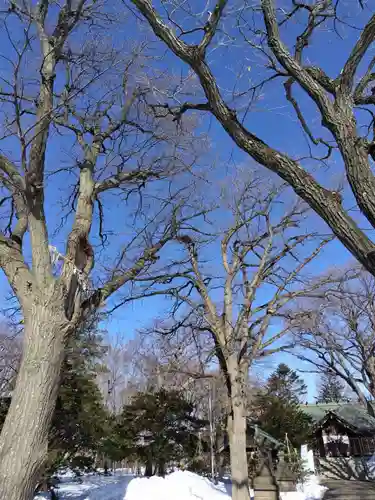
[48,244,90,293]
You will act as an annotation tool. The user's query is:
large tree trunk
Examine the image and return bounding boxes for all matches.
[157,458,166,477]
[145,459,153,477]
[0,301,70,500]
[364,358,375,417]
[227,382,250,500]
[365,358,375,398]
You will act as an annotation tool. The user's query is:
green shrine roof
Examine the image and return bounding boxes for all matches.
[300,402,375,434]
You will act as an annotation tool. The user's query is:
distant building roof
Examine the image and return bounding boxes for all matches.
[300,402,375,434]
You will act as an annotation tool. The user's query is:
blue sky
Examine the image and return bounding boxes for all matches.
[0,1,373,402]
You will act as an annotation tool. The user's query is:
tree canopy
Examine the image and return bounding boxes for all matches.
[317,372,346,404]
[264,363,308,405]
[111,388,207,476]
[254,364,312,447]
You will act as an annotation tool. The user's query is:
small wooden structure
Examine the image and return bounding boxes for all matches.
[218,420,284,475]
[218,419,297,497]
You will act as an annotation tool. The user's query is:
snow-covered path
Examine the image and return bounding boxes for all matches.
[35,473,134,500]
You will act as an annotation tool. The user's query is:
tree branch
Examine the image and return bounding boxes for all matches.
[176,234,221,335]
[94,168,163,194]
[132,0,375,276]
[340,14,375,93]
[26,0,91,284]
[197,0,228,56]
[354,55,375,103]
[0,234,34,308]
[261,0,334,119]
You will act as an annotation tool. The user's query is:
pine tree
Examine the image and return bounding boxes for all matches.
[46,317,109,472]
[255,395,312,447]
[113,388,207,476]
[265,363,307,404]
[317,372,345,403]
[254,364,312,447]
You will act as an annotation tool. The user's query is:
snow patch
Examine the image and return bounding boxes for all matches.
[56,468,77,480]
[367,455,375,479]
[34,472,134,499]
[125,472,326,500]
[124,471,229,500]
[281,475,327,500]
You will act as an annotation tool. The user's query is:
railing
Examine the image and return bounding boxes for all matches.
[349,437,375,456]
[311,437,375,457]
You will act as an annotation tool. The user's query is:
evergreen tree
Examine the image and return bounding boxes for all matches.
[46,317,109,473]
[265,363,307,403]
[255,395,313,447]
[113,388,207,476]
[254,364,312,447]
[317,372,346,403]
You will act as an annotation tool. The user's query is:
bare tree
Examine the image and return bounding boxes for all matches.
[133,316,262,478]
[124,176,340,500]
[128,0,375,278]
[96,317,218,414]
[292,272,375,409]
[0,1,202,498]
[96,332,136,413]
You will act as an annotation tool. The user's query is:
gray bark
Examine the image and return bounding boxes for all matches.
[0,296,70,500]
[227,392,250,500]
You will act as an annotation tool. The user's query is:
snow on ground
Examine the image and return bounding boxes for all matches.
[124,471,229,500]
[281,475,327,500]
[34,470,326,500]
[34,472,134,500]
[124,471,326,500]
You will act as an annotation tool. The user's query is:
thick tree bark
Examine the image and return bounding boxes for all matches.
[228,407,249,500]
[227,374,250,500]
[145,459,153,477]
[364,358,375,416]
[0,300,70,500]
[157,458,166,477]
